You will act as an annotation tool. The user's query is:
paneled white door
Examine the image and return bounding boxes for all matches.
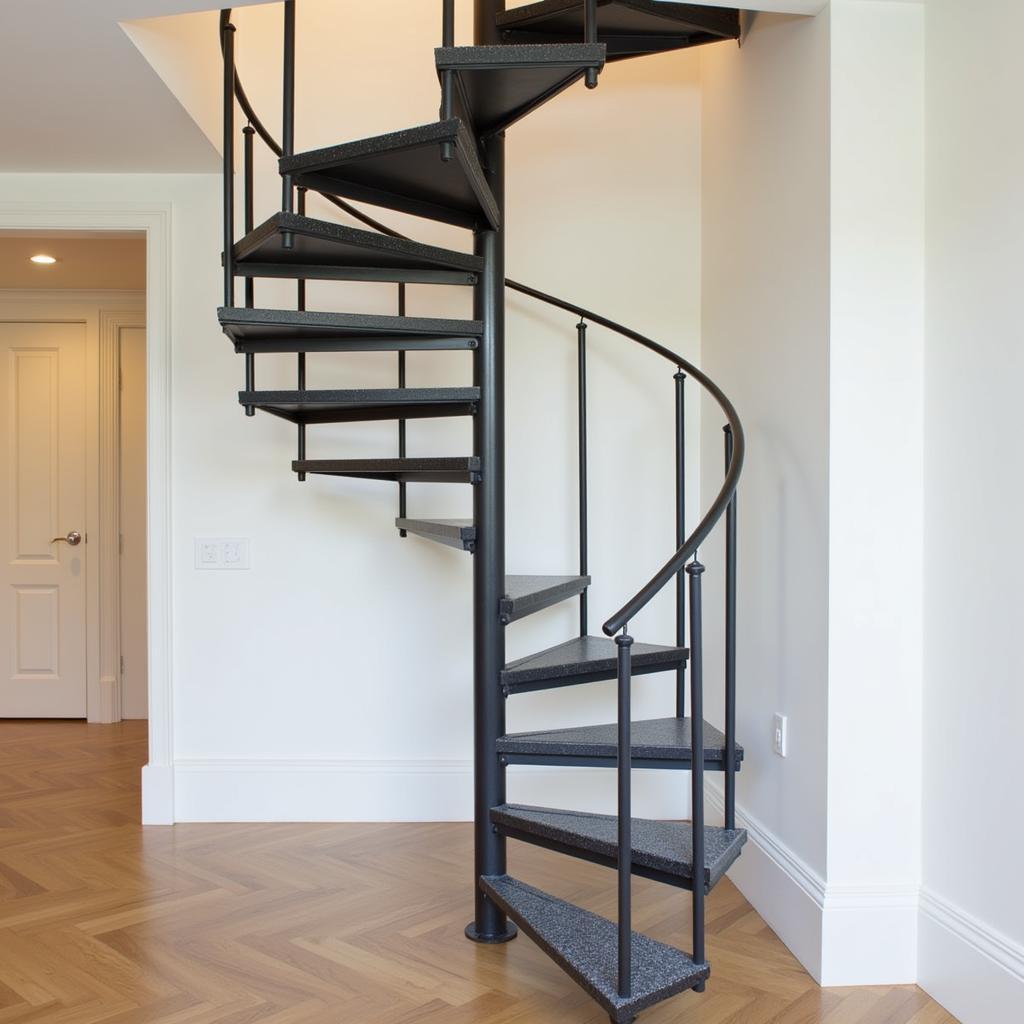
[0,321,88,717]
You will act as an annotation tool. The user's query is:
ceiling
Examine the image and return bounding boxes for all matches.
[0,0,268,173]
[0,232,147,289]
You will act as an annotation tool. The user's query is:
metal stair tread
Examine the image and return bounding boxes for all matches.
[218,306,482,354]
[480,874,707,1023]
[279,119,499,230]
[501,574,590,622]
[436,42,606,135]
[233,212,483,284]
[501,635,686,694]
[295,457,480,483]
[497,716,744,769]
[496,0,740,60]
[492,804,746,891]
[395,517,477,550]
[238,388,479,425]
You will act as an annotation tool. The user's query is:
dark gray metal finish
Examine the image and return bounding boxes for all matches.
[218,306,481,354]
[234,212,482,284]
[280,119,500,230]
[497,0,740,60]
[436,43,605,136]
[501,635,686,695]
[492,805,747,891]
[238,388,479,425]
[497,716,743,768]
[295,457,481,484]
[395,517,477,551]
[500,574,590,623]
[479,875,708,1023]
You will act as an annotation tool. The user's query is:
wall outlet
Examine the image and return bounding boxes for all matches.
[194,538,250,570]
[772,713,788,757]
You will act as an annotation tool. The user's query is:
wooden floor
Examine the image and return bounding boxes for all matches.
[0,720,956,1024]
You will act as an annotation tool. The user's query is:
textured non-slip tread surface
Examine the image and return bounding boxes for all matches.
[233,211,482,282]
[497,0,741,59]
[280,119,500,230]
[492,804,746,890]
[501,634,686,693]
[436,43,606,135]
[239,388,479,424]
[480,874,708,1022]
[501,574,590,622]
[396,517,477,550]
[497,715,743,766]
[296,457,480,483]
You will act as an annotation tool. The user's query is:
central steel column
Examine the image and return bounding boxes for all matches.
[466,0,516,945]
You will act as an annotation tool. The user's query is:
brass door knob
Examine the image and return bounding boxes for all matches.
[51,531,82,547]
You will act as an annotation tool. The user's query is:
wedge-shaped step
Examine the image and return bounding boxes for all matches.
[296,457,480,484]
[480,874,707,1023]
[239,388,479,425]
[396,517,476,551]
[280,120,499,231]
[233,212,482,285]
[436,43,605,136]
[492,804,746,892]
[501,635,685,695]
[218,307,481,355]
[498,716,744,770]
[502,575,590,623]
[497,0,740,61]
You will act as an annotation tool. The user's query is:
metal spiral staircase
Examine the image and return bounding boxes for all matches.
[217,3,746,1020]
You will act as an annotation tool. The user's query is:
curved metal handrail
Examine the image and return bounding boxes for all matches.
[219,7,744,638]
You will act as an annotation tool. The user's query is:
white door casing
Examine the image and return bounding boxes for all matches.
[0,320,88,717]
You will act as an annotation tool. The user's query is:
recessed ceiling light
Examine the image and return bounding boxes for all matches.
[29,254,58,265]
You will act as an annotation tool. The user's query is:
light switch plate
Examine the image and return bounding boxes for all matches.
[194,538,250,570]
[773,713,788,757]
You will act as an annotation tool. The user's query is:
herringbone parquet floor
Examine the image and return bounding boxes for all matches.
[0,720,957,1024]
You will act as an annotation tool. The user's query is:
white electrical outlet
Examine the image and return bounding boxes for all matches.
[773,713,788,757]
[194,538,251,570]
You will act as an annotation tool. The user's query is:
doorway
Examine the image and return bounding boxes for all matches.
[0,231,147,722]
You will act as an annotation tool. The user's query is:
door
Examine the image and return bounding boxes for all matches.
[0,321,88,717]
[119,325,147,719]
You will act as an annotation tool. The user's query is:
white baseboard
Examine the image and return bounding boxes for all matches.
[707,786,918,985]
[918,888,1024,1024]
[170,759,691,823]
[141,763,175,825]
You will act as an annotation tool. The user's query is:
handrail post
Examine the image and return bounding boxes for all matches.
[687,561,707,985]
[584,0,599,88]
[441,0,456,161]
[675,369,686,715]
[241,122,255,416]
[281,0,296,245]
[577,320,589,636]
[398,283,408,532]
[616,628,633,998]
[295,187,308,479]
[724,426,737,830]
[222,19,236,310]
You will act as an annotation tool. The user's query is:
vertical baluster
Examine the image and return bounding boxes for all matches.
[584,0,599,88]
[398,283,408,533]
[616,628,633,998]
[242,122,255,416]
[577,321,588,636]
[222,20,236,309]
[441,0,455,161]
[687,561,707,986]
[295,188,308,480]
[281,0,296,246]
[724,426,737,830]
[675,369,686,714]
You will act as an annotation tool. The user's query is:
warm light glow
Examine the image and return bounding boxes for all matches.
[29,254,58,265]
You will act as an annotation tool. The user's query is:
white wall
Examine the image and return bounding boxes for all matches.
[39,2,707,823]
[920,1,1024,1019]
[701,8,832,977]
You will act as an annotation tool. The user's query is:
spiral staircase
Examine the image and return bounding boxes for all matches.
[217,3,746,1021]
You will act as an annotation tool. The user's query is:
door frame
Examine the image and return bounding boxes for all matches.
[0,203,173,824]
